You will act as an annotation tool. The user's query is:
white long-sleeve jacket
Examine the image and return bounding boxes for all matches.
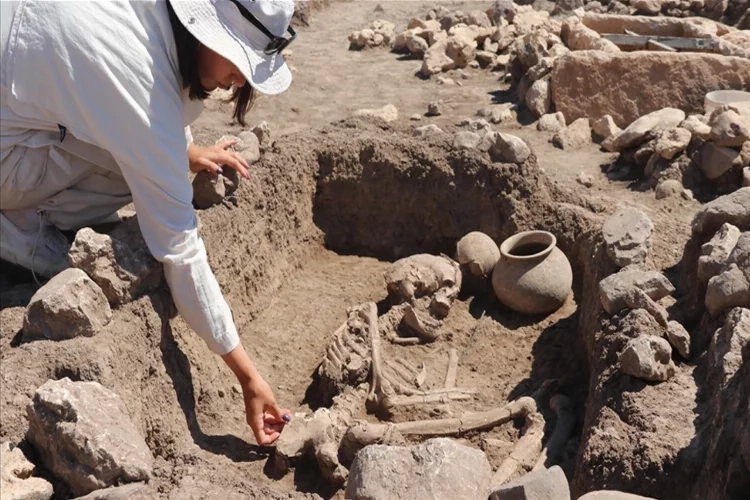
[0,0,240,355]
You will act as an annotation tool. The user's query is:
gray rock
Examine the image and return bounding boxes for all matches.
[633,0,662,14]
[602,207,655,267]
[619,335,676,382]
[744,167,750,187]
[236,131,261,164]
[654,127,691,160]
[346,438,492,500]
[68,218,162,306]
[23,268,111,341]
[708,307,750,386]
[710,110,750,148]
[666,321,691,359]
[538,112,566,133]
[72,484,155,500]
[192,170,227,209]
[515,31,549,69]
[692,188,750,236]
[489,465,570,500]
[27,378,154,496]
[527,57,555,82]
[414,124,444,137]
[427,101,443,117]
[706,263,750,317]
[251,120,272,151]
[1,441,54,500]
[579,491,657,500]
[606,108,686,152]
[553,118,591,150]
[592,115,621,141]
[599,268,675,315]
[453,131,482,150]
[462,117,493,132]
[698,223,741,282]
[700,142,740,180]
[655,179,683,200]
[680,114,711,140]
[489,132,532,163]
[526,79,551,118]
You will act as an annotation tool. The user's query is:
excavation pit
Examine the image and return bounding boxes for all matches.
[1,118,608,499]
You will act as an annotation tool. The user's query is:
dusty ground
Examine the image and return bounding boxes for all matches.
[0,1,711,499]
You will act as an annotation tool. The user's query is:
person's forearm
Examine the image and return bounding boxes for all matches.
[221,343,261,385]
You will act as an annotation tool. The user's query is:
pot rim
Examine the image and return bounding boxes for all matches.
[499,230,556,260]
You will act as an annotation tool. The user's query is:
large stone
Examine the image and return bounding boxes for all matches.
[489,132,532,163]
[700,142,740,180]
[345,438,492,500]
[72,484,155,500]
[580,12,729,38]
[692,188,750,235]
[619,335,676,382]
[553,118,591,150]
[1,441,54,500]
[602,207,655,267]
[538,112,566,133]
[606,108,686,153]
[698,223,741,282]
[192,170,227,209]
[565,21,620,52]
[579,492,657,500]
[709,307,750,386]
[710,110,750,148]
[599,268,675,314]
[489,465,570,500]
[353,104,399,122]
[706,263,750,317]
[654,127,691,160]
[633,0,663,14]
[414,124,444,138]
[666,321,691,359]
[514,31,549,69]
[421,39,454,76]
[592,115,621,141]
[68,217,163,306]
[680,114,712,140]
[453,131,482,150]
[23,268,112,341]
[551,51,750,128]
[27,378,154,496]
[236,131,261,164]
[526,79,551,118]
[445,35,477,69]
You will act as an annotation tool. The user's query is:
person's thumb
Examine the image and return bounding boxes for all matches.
[265,403,288,423]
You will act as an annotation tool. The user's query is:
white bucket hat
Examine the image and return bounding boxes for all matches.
[169,0,295,95]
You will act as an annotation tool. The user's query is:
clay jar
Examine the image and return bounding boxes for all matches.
[491,230,572,315]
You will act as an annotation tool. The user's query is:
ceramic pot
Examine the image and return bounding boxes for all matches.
[491,230,572,315]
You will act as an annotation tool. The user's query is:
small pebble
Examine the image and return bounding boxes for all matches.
[410,114,422,121]
[427,101,443,117]
[577,172,594,187]
[218,389,226,398]
[232,384,242,394]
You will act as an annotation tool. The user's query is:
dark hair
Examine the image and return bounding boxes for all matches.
[166,0,255,126]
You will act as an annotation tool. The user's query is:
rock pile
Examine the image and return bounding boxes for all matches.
[603,105,749,198]
[1,441,54,500]
[348,20,396,50]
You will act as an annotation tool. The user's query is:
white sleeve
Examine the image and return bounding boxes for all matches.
[185,125,194,146]
[76,86,238,355]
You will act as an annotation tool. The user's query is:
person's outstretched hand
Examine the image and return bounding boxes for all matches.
[188,140,251,179]
[241,376,291,446]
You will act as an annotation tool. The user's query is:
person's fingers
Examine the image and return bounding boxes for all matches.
[219,153,250,180]
[198,158,222,174]
[256,429,280,446]
[216,139,238,150]
[231,151,250,170]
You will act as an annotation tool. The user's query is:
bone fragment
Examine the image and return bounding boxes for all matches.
[444,348,458,389]
[491,411,546,488]
[532,395,576,471]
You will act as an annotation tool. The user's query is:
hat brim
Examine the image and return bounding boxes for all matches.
[170,1,292,95]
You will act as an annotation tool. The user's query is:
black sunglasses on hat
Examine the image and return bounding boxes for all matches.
[229,0,296,55]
